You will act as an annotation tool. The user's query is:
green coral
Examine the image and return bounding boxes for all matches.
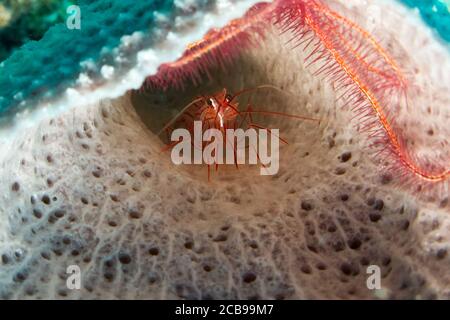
[0,0,76,62]
[0,4,12,28]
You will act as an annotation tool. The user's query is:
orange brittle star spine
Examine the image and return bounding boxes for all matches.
[304,3,449,182]
[323,8,407,87]
[167,3,274,69]
[148,0,449,185]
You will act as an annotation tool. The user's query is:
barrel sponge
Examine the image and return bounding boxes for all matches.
[0,0,449,300]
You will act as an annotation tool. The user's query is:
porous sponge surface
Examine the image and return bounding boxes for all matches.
[0,80,447,299]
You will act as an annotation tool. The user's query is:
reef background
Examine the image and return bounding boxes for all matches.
[0,0,448,300]
[0,0,76,62]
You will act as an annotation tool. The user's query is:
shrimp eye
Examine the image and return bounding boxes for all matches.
[207,98,213,106]
[225,94,232,102]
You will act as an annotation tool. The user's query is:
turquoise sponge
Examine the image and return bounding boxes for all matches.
[400,0,450,42]
[0,0,76,62]
[0,0,206,118]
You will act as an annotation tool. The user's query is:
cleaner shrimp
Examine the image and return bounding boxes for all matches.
[158,85,320,180]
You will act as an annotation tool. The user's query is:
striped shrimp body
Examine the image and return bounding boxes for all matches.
[198,90,239,132]
[159,86,320,180]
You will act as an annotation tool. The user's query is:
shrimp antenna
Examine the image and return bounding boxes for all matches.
[157,97,204,136]
[230,84,321,122]
[230,84,296,101]
[239,110,320,122]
